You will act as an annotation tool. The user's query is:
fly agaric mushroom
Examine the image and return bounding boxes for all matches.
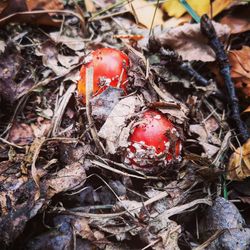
[124,110,182,169]
[78,48,130,103]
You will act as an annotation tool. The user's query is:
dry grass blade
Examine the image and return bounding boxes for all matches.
[0,9,85,27]
[64,197,212,219]
[91,159,159,180]
[30,137,46,200]
[193,229,226,250]
[0,137,23,149]
[51,84,76,136]
[155,197,212,219]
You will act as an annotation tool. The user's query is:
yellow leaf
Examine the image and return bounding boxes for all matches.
[163,0,186,18]
[227,139,250,180]
[163,0,210,18]
[163,0,235,19]
[211,0,235,17]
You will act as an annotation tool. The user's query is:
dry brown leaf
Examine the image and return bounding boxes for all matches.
[0,39,6,53]
[84,0,96,13]
[155,21,230,62]
[126,0,164,29]
[98,95,144,154]
[189,124,221,157]
[153,223,181,250]
[46,162,86,198]
[49,31,86,51]
[35,41,81,76]
[162,14,191,29]
[30,118,51,138]
[228,46,250,99]
[220,4,250,34]
[8,123,34,146]
[227,139,250,180]
[0,0,64,26]
[0,44,35,103]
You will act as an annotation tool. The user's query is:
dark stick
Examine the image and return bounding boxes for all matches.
[159,47,210,86]
[200,14,249,143]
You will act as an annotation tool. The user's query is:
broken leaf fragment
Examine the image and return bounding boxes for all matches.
[227,139,250,180]
[126,0,164,29]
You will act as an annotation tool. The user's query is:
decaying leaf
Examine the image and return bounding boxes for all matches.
[152,222,181,250]
[154,21,230,62]
[0,43,35,104]
[189,124,221,157]
[8,122,34,146]
[46,162,86,198]
[228,46,250,99]
[50,31,86,51]
[35,41,81,76]
[0,0,64,26]
[30,118,51,138]
[98,95,144,154]
[162,14,191,29]
[0,39,6,53]
[91,87,124,122]
[227,139,250,180]
[126,0,164,29]
[199,197,250,249]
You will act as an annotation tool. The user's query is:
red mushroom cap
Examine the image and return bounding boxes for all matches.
[78,48,130,103]
[125,110,182,169]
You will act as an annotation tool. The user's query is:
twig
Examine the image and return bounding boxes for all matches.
[159,48,210,86]
[0,137,23,149]
[50,84,76,136]
[193,229,226,250]
[94,156,149,177]
[200,14,250,143]
[62,197,212,219]
[91,160,160,180]
[90,0,131,20]
[157,198,212,219]
[149,0,160,36]
[0,10,85,26]
[85,67,105,154]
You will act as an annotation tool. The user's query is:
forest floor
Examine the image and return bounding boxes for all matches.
[0,0,250,249]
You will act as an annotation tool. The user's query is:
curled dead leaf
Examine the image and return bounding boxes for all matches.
[220,4,250,34]
[227,139,250,180]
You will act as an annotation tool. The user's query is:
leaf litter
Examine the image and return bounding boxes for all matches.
[0,0,250,249]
